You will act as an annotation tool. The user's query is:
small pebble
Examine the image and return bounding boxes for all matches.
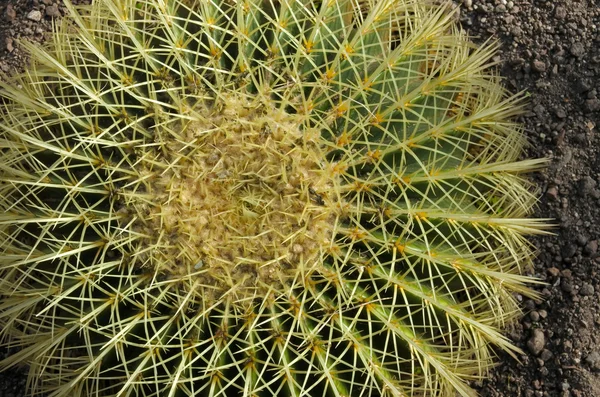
[540,349,553,362]
[527,329,546,356]
[532,60,546,73]
[27,10,43,22]
[5,4,17,22]
[584,240,598,256]
[5,37,14,53]
[45,5,61,18]
[585,351,600,370]
[570,42,585,58]
[547,267,560,277]
[579,283,595,296]
[546,186,559,200]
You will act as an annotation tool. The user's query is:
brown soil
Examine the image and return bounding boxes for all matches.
[461,1,600,396]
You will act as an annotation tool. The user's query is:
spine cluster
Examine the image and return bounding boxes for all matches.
[0,1,547,396]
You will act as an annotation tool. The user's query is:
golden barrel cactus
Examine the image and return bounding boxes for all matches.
[0,0,547,396]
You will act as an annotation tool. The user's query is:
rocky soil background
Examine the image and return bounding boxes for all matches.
[0,1,598,397]
[462,1,600,396]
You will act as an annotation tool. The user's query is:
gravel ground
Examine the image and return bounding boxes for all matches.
[461,1,600,396]
[0,1,599,397]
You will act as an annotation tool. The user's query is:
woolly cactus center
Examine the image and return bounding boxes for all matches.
[132,95,338,295]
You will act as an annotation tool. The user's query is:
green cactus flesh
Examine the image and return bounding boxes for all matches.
[0,0,548,396]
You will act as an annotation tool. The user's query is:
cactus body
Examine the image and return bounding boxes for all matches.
[0,1,546,396]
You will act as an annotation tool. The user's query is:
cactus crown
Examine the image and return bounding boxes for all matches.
[126,93,339,303]
[0,0,547,396]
